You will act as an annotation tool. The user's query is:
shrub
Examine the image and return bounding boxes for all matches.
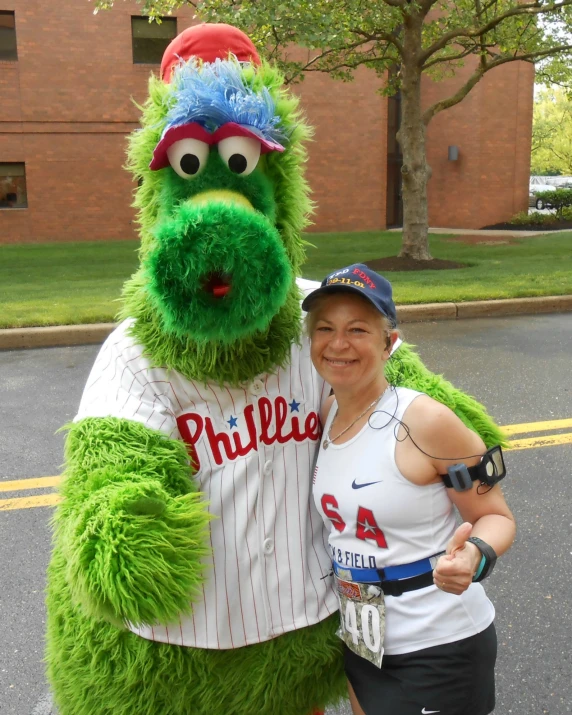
[534,188,572,217]
[509,211,557,225]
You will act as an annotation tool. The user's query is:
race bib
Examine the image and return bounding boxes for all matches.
[334,574,385,669]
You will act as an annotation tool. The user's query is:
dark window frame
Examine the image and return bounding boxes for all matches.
[0,10,18,62]
[0,162,28,209]
[131,15,177,65]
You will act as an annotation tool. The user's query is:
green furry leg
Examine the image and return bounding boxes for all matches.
[47,549,346,715]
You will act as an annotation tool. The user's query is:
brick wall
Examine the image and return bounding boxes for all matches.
[295,67,388,233]
[0,0,197,243]
[424,58,534,229]
[0,0,533,243]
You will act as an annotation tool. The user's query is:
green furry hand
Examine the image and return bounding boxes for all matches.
[60,478,211,628]
[56,418,213,628]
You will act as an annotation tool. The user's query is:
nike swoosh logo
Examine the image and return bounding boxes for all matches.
[351,479,382,489]
[421,709,441,714]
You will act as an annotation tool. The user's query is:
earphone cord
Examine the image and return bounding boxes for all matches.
[367,386,496,494]
[368,384,493,463]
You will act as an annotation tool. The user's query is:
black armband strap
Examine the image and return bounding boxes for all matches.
[439,446,506,492]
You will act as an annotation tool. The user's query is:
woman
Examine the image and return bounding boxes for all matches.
[303,263,516,715]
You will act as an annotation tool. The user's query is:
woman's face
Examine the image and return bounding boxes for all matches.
[309,292,392,392]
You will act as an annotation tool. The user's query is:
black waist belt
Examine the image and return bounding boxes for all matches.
[379,571,435,597]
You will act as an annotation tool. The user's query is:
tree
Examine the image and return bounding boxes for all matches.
[95,0,572,260]
[532,86,572,176]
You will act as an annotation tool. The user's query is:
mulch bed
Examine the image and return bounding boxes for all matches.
[364,256,467,272]
[363,220,572,271]
[481,220,572,231]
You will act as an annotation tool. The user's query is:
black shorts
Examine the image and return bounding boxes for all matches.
[344,622,497,715]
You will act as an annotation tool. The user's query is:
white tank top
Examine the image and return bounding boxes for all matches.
[313,386,495,655]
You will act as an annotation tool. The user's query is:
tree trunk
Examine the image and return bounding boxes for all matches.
[397,15,432,261]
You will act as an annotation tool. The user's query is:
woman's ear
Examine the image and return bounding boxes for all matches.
[384,330,400,358]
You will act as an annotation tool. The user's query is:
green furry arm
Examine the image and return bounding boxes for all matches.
[386,342,508,448]
[54,417,213,627]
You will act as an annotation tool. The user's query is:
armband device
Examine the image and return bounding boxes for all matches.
[440,445,506,492]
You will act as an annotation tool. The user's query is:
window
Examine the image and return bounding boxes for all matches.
[0,163,27,209]
[132,16,176,64]
[0,11,17,61]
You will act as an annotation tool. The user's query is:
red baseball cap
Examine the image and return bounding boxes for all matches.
[161,23,261,83]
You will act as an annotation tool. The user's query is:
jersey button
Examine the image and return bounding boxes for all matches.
[250,379,264,395]
[263,538,274,554]
[264,460,272,475]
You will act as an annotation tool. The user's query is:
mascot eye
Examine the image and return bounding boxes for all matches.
[218,136,261,176]
[167,138,210,179]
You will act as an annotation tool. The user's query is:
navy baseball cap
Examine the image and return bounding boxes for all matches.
[302,263,398,326]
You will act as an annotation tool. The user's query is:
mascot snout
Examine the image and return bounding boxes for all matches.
[146,198,293,342]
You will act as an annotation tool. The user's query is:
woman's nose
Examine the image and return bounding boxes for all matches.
[329,332,349,350]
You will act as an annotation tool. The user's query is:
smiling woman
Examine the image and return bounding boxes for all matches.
[304,263,516,715]
[307,292,395,398]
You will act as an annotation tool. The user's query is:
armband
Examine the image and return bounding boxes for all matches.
[440,445,506,492]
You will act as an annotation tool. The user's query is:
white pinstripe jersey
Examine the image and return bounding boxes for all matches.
[74,279,338,649]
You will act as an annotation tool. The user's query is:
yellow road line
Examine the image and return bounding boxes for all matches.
[0,476,60,492]
[506,432,572,451]
[502,418,572,437]
[0,493,62,511]
[1,418,572,511]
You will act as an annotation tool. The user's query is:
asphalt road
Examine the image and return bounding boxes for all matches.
[1,313,572,714]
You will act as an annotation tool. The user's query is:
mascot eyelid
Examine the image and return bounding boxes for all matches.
[167,138,210,179]
[150,121,284,171]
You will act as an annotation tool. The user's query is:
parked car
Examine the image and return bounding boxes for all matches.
[529,183,557,210]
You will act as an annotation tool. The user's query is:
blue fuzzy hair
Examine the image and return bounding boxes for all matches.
[163,58,288,146]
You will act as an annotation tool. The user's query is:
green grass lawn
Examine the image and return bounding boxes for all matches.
[1,231,571,328]
[304,230,572,303]
[0,241,140,328]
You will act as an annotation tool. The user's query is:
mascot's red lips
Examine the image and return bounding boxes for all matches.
[203,272,232,298]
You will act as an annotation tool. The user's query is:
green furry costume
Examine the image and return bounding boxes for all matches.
[46,24,506,715]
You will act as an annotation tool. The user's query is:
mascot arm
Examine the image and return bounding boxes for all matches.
[55,416,213,628]
[386,342,508,448]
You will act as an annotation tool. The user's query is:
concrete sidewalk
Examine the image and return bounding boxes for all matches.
[389,226,570,237]
[2,295,572,350]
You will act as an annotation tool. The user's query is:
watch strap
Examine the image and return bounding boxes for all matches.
[467,536,497,582]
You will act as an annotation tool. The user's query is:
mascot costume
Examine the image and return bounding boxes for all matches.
[46,23,506,715]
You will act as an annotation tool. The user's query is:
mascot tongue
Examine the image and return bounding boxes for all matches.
[204,272,232,298]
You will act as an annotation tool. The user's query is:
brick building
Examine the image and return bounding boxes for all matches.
[0,1,534,244]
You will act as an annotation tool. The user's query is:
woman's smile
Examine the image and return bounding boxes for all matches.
[324,356,358,367]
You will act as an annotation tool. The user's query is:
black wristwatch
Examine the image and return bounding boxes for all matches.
[467,537,497,582]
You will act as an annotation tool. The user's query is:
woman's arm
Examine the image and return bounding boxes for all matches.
[432,486,516,595]
[396,395,516,594]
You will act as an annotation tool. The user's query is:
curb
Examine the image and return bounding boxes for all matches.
[0,323,114,350]
[2,296,572,351]
[398,294,572,322]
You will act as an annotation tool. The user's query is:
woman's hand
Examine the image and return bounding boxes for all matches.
[433,522,482,595]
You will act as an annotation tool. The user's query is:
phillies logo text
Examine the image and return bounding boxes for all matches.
[176,396,320,469]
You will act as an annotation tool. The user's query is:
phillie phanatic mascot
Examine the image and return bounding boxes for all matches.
[46,23,506,715]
